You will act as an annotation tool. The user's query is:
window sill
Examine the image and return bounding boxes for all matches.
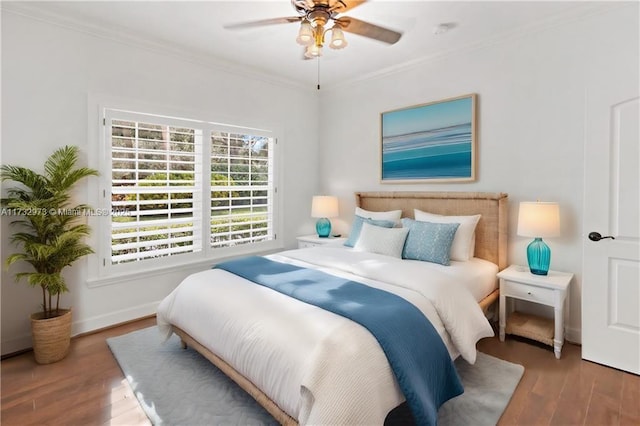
[86,247,283,288]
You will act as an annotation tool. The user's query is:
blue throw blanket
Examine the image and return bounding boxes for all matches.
[215,256,463,425]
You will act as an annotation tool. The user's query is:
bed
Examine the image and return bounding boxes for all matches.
[157,191,508,425]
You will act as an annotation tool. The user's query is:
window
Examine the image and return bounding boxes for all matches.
[101,108,277,274]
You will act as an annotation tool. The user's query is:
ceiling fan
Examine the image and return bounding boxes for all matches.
[225,0,403,59]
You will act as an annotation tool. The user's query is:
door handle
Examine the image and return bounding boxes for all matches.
[588,232,615,242]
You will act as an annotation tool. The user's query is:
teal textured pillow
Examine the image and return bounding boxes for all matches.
[401,218,460,265]
[344,215,395,247]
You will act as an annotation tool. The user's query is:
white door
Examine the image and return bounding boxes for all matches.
[582,37,640,374]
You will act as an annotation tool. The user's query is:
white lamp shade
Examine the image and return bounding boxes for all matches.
[311,196,339,218]
[329,26,348,49]
[296,20,314,46]
[304,44,322,58]
[517,202,560,238]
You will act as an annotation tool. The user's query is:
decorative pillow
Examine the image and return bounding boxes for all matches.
[401,218,460,266]
[353,222,409,258]
[414,209,481,261]
[355,207,402,226]
[344,215,395,247]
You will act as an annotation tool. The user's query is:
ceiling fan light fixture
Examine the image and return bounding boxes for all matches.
[329,25,348,49]
[296,20,314,46]
[226,0,403,63]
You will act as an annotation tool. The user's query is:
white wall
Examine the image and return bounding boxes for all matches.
[1,11,320,354]
[317,5,639,343]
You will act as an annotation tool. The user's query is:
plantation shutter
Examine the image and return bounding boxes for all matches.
[108,112,203,265]
[210,132,274,247]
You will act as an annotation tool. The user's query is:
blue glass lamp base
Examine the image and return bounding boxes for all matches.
[527,237,551,276]
[315,218,331,238]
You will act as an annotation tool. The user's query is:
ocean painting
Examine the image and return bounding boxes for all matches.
[381,94,476,182]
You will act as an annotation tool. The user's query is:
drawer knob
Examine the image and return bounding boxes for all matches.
[527,291,532,295]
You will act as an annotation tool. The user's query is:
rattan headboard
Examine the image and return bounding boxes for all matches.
[355,191,508,270]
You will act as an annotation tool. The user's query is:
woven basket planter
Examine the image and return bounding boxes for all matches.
[30,309,72,364]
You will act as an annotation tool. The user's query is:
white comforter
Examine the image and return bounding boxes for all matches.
[156,247,494,425]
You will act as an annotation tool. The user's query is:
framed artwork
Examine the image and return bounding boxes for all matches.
[380,93,477,183]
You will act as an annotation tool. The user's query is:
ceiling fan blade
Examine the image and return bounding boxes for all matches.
[330,0,367,14]
[336,16,402,44]
[224,16,302,30]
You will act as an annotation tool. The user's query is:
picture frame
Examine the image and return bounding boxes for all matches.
[380,93,477,183]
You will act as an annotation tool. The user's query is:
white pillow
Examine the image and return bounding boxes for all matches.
[353,222,409,258]
[355,207,402,226]
[414,209,481,261]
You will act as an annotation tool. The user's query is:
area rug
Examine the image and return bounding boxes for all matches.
[107,326,523,425]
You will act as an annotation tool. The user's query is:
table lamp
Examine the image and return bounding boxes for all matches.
[517,201,560,276]
[311,195,338,238]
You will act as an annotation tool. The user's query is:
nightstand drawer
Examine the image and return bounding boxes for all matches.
[297,235,347,249]
[298,241,319,249]
[502,281,554,305]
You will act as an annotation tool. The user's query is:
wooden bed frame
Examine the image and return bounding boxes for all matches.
[173,191,508,425]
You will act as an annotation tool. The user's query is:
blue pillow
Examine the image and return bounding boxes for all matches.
[344,215,395,247]
[401,218,460,266]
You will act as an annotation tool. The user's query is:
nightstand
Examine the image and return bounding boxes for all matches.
[498,265,573,359]
[296,234,346,249]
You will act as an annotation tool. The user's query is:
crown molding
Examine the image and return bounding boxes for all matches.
[323,2,631,93]
[0,2,315,93]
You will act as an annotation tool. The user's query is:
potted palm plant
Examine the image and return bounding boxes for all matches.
[1,145,98,364]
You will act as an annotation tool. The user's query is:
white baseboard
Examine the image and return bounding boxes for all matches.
[71,301,160,336]
[2,301,160,356]
[1,333,33,356]
[565,326,582,344]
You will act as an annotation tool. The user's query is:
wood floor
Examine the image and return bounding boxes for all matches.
[1,317,638,426]
[477,336,640,426]
[1,317,155,426]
